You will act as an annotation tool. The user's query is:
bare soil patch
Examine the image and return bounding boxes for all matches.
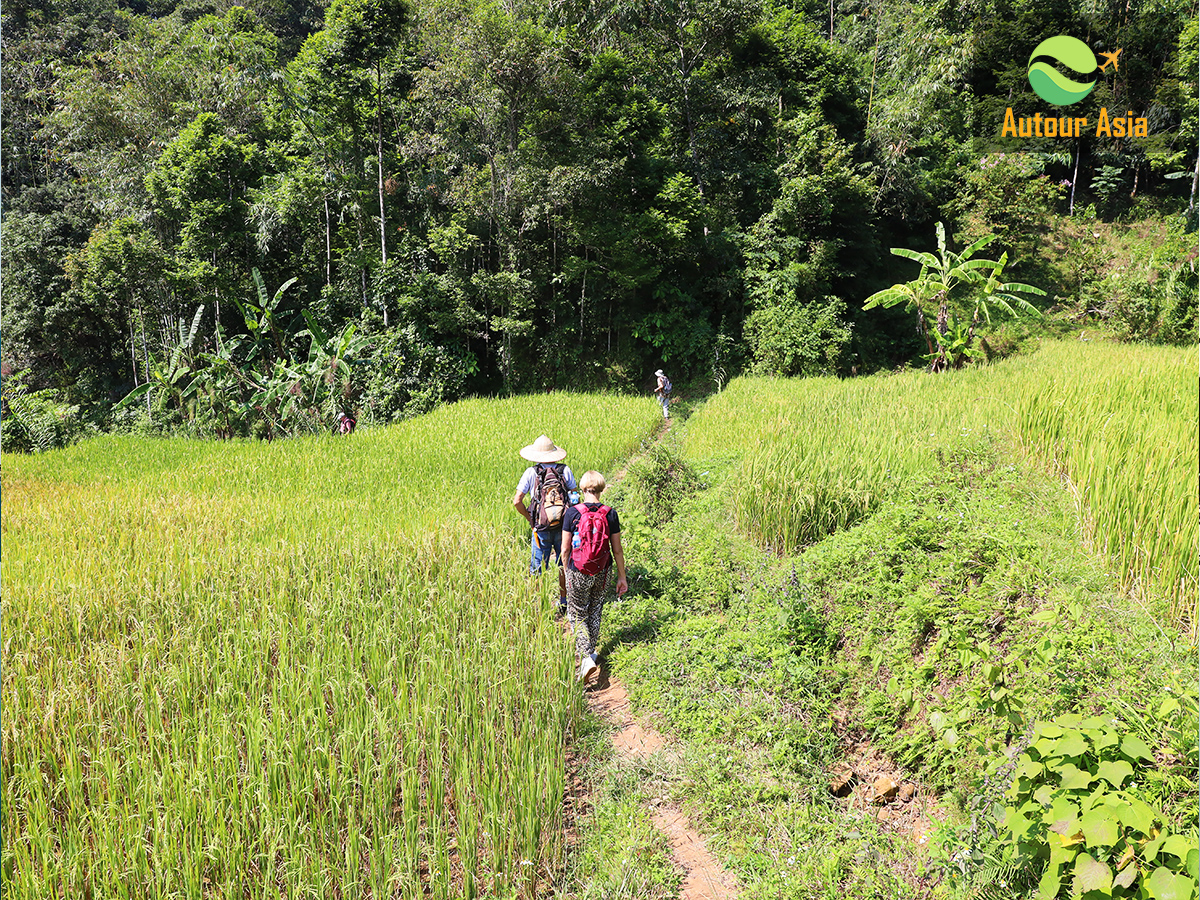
[828,738,945,893]
[650,804,740,900]
[587,676,668,757]
[584,662,740,900]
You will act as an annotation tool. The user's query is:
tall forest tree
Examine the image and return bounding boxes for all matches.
[2,0,1194,437]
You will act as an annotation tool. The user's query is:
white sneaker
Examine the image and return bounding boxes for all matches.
[579,656,598,684]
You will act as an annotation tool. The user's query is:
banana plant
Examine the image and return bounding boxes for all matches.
[232,268,298,363]
[112,305,206,423]
[299,312,371,419]
[246,358,303,440]
[864,223,1045,372]
[112,270,371,438]
[193,336,253,439]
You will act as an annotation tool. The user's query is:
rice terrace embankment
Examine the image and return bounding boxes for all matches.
[2,340,1196,899]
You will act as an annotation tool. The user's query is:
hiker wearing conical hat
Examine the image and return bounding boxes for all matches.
[513,435,579,615]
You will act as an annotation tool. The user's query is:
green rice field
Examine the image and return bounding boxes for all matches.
[1,394,662,898]
[686,340,1198,631]
[3,340,1196,897]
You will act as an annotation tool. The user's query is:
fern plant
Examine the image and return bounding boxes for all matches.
[1,382,80,453]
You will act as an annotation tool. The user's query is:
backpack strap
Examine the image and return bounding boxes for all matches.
[530,464,546,517]
[571,502,609,525]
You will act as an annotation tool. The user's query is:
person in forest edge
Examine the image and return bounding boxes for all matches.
[513,435,579,614]
[560,470,628,684]
[654,369,671,418]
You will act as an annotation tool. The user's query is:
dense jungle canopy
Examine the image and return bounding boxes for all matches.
[1,0,1196,440]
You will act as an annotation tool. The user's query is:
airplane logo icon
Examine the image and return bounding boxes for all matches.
[1099,49,1123,72]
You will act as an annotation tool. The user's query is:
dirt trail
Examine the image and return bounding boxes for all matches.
[568,409,741,900]
[584,669,740,900]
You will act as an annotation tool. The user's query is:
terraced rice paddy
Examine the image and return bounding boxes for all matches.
[4,340,1195,898]
[685,340,1197,630]
[1,394,661,898]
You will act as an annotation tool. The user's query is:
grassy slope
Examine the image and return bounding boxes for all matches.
[582,344,1197,900]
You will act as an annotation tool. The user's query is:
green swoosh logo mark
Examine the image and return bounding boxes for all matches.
[1027,36,1097,106]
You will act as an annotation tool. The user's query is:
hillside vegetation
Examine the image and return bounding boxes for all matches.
[595,339,1197,899]
[688,341,1197,627]
[1,341,1195,899]
[2,0,1196,446]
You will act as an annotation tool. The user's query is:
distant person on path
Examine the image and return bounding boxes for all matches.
[560,470,628,684]
[654,369,671,418]
[513,435,579,615]
[335,412,356,434]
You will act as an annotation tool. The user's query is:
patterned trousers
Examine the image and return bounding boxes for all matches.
[565,566,610,659]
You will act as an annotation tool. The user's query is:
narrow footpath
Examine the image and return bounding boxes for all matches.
[584,670,741,900]
[566,413,741,900]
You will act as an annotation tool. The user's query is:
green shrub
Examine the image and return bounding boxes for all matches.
[1043,214,1199,345]
[744,292,853,377]
[359,324,472,423]
[776,567,836,655]
[958,153,1064,266]
[1091,166,1133,221]
[1100,258,1199,345]
[985,714,1198,900]
[618,441,704,529]
[1,382,83,453]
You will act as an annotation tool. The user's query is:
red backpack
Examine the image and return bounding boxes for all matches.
[571,503,612,575]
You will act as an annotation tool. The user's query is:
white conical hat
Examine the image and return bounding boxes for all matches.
[519,435,567,462]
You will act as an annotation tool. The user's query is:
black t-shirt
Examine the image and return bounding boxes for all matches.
[561,503,621,572]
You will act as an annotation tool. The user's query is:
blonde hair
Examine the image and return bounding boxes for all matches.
[579,470,606,495]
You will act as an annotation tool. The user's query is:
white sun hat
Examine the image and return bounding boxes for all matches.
[519,435,568,462]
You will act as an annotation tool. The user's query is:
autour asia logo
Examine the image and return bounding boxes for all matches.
[1027,35,1099,105]
[1001,34,1147,139]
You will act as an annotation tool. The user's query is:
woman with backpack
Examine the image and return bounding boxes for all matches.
[560,470,628,684]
